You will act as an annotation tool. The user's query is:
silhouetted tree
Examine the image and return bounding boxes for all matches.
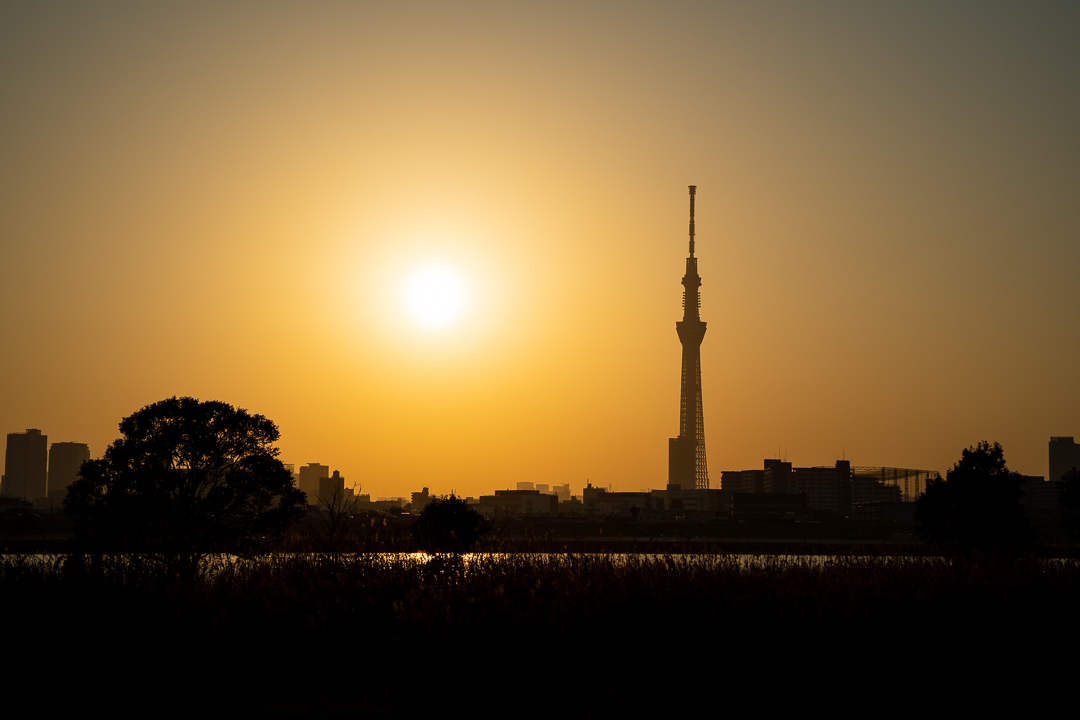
[1060,468,1080,540]
[65,397,306,576]
[411,495,490,553]
[915,441,1031,554]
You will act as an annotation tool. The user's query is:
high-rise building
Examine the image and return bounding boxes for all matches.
[762,459,792,494]
[47,442,90,506]
[298,463,330,506]
[319,470,352,509]
[668,186,710,491]
[2,429,48,500]
[1049,437,1080,483]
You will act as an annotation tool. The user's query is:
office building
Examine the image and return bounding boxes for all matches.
[1050,437,1080,483]
[47,441,90,506]
[298,463,330,506]
[2,429,48,501]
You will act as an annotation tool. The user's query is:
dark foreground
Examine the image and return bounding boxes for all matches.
[3,552,1078,717]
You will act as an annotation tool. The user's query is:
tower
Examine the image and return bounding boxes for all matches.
[668,186,710,490]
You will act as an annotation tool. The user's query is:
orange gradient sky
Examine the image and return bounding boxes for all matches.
[2,2,1078,497]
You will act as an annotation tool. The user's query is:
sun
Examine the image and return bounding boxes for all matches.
[403,264,468,329]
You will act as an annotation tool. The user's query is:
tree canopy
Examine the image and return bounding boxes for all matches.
[65,397,306,571]
[914,441,1031,554]
[411,495,490,553]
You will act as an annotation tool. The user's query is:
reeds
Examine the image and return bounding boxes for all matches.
[3,552,1077,709]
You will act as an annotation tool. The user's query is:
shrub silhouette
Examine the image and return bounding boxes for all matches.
[411,494,490,552]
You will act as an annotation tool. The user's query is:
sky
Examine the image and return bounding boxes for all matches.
[2,1,1078,498]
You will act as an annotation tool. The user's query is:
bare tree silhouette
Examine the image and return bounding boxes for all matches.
[310,481,366,552]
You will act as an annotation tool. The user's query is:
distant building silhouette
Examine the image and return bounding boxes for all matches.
[851,500,915,525]
[850,466,933,503]
[298,463,330,506]
[1019,474,1058,527]
[847,474,902,512]
[477,489,558,518]
[411,486,433,513]
[47,441,90,507]
[319,470,352,508]
[721,458,932,517]
[581,482,662,516]
[762,459,792,493]
[2,429,47,501]
[1050,436,1080,482]
[720,469,764,494]
[375,497,406,511]
[731,492,807,521]
[669,186,710,491]
[664,487,730,514]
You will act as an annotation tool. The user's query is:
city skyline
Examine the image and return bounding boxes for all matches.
[2,3,1078,498]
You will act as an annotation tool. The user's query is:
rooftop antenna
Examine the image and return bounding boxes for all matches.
[688,185,697,258]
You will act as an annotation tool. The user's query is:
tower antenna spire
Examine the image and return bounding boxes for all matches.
[688,185,697,257]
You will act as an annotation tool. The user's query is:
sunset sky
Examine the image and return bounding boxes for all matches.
[2,2,1077,498]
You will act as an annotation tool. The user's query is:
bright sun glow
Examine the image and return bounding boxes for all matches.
[403,265,468,329]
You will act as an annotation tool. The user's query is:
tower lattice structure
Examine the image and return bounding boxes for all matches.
[668,186,710,490]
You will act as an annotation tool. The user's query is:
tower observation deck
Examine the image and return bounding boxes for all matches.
[668,186,709,490]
